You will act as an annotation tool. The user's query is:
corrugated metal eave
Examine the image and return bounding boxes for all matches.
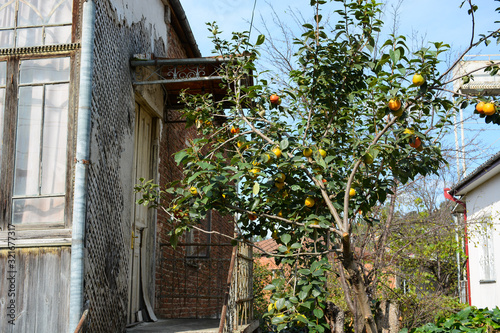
[450,150,500,196]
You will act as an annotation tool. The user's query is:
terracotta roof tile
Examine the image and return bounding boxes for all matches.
[254,238,279,254]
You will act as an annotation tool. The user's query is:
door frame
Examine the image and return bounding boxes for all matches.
[127,100,160,324]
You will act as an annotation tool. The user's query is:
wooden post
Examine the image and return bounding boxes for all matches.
[218,246,238,333]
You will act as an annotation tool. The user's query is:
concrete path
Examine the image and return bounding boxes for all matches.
[125,319,220,333]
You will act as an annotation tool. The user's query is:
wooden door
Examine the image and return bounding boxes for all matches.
[128,102,154,323]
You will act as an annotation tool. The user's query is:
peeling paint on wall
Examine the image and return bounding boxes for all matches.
[108,0,168,51]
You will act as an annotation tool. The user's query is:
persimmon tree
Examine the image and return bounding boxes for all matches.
[136,0,499,332]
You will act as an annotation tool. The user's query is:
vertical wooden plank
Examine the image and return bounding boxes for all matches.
[35,248,55,331]
[13,248,28,333]
[0,250,12,333]
[17,248,39,333]
[65,52,77,230]
[57,247,71,332]
[0,58,18,230]
[0,248,71,332]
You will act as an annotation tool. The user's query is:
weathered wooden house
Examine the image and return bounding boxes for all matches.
[0,1,254,332]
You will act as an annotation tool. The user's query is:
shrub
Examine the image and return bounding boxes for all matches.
[402,306,500,333]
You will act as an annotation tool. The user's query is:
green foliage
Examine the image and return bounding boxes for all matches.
[262,257,331,332]
[397,293,466,331]
[253,259,275,319]
[389,202,465,296]
[402,307,500,333]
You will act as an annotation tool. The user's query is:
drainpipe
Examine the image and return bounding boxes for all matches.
[68,0,95,332]
[444,188,472,305]
[451,214,461,298]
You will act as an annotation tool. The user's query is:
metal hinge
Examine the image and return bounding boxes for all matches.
[131,231,139,249]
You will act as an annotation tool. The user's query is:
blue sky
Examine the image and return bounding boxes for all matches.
[182,0,499,57]
[181,0,500,176]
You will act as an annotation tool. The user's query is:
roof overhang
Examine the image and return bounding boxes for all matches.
[131,57,253,114]
[452,58,500,96]
[450,151,500,196]
[165,0,201,58]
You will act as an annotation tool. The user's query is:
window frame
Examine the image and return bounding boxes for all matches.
[0,0,79,245]
[0,51,76,235]
[479,223,496,283]
[0,0,75,48]
[185,210,212,258]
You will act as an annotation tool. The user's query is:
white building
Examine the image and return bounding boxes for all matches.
[449,151,500,308]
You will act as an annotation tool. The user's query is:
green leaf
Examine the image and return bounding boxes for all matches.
[275,298,285,310]
[390,48,401,64]
[312,269,324,277]
[313,308,324,319]
[198,161,216,170]
[251,198,260,211]
[317,158,327,169]
[302,300,314,309]
[169,233,179,249]
[280,138,289,150]
[296,314,308,324]
[187,171,204,184]
[174,151,189,165]
[256,34,265,46]
[299,290,309,300]
[253,182,260,195]
[281,234,291,244]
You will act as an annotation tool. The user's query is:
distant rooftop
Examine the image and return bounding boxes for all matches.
[453,55,500,96]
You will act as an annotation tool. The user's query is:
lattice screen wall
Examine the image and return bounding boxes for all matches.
[82,0,167,332]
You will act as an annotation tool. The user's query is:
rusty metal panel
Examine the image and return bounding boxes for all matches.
[0,246,71,333]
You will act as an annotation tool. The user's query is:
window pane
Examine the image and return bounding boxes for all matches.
[0,61,7,87]
[20,57,70,84]
[46,0,72,25]
[41,83,68,194]
[14,86,43,196]
[16,27,43,47]
[1,0,72,48]
[45,26,71,45]
[0,0,16,28]
[0,30,13,47]
[18,0,43,26]
[12,196,65,224]
[18,0,72,26]
[186,211,211,257]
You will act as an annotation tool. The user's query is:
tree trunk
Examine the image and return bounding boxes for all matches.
[350,270,377,333]
[375,300,400,333]
[325,302,345,333]
[341,233,378,333]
